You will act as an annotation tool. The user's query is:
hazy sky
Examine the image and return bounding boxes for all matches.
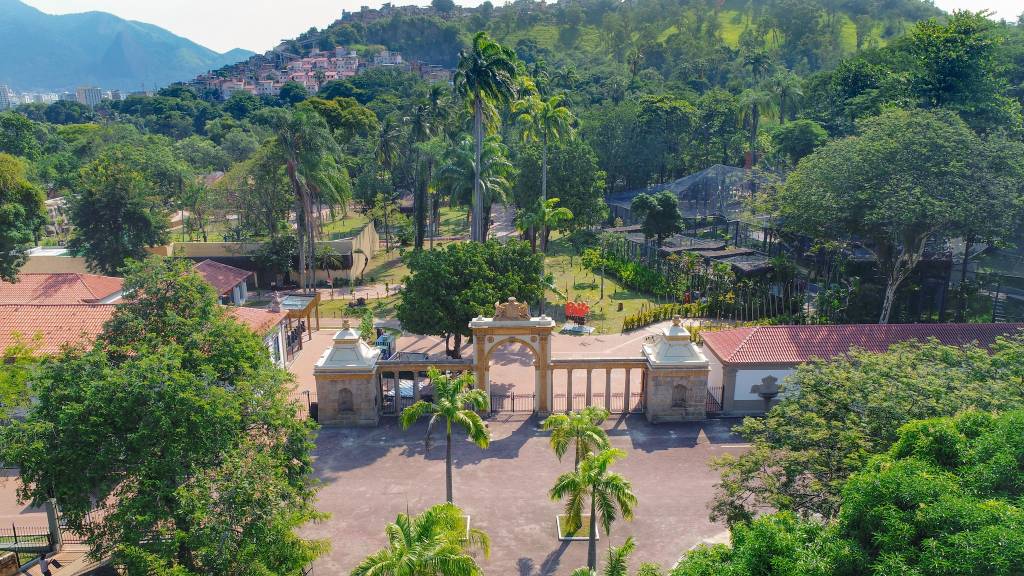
[20,0,1023,53]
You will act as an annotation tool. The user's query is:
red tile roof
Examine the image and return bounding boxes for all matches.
[228,307,289,335]
[0,304,286,356]
[194,260,253,295]
[0,304,115,354]
[0,273,123,305]
[701,323,1024,366]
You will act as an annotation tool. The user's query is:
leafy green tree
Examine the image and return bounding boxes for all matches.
[254,234,298,286]
[400,369,490,503]
[0,112,42,159]
[776,108,1024,323]
[298,97,379,141]
[43,100,96,124]
[0,153,45,281]
[711,336,1024,525]
[223,90,262,120]
[738,88,777,165]
[513,93,575,241]
[68,146,170,274]
[541,406,610,470]
[910,10,1023,133]
[278,81,310,106]
[630,191,683,249]
[454,31,519,242]
[352,503,490,576]
[770,119,828,165]
[679,410,1024,576]
[0,335,40,418]
[551,449,637,571]
[396,240,544,358]
[175,135,230,172]
[359,308,375,342]
[512,137,607,238]
[0,258,324,575]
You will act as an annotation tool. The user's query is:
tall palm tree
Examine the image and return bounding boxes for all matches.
[351,502,490,576]
[407,102,436,250]
[569,537,663,576]
[551,449,637,571]
[435,135,513,230]
[540,406,609,470]
[454,31,518,243]
[266,107,350,292]
[512,93,575,252]
[767,71,804,124]
[738,88,777,166]
[401,369,490,504]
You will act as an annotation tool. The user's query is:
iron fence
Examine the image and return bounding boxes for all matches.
[489,393,535,413]
[706,383,724,416]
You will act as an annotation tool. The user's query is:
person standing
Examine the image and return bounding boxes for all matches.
[39,553,51,576]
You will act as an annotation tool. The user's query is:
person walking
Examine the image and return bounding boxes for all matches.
[39,553,51,576]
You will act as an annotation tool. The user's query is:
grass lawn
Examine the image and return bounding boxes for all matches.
[543,237,663,334]
[319,293,401,320]
[322,212,370,239]
[556,514,596,541]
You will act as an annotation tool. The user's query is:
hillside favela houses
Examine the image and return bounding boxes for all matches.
[193,45,451,99]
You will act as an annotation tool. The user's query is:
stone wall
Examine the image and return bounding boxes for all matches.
[644,368,709,422]
[316,372,380,426]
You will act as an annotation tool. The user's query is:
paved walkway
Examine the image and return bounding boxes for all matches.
[306,415,746,574]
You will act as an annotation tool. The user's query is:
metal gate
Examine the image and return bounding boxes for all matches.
[706,383,724,416]
[489,393,536,413]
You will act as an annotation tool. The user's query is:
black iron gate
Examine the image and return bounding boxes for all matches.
[489,393,536,413]
[706,383,724,416]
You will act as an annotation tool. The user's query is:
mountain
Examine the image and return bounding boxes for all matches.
[0,0,254,92]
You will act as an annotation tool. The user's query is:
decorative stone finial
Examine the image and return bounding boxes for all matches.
[494,296,530,320]
[672,315,682,327]
[270,291,283,313]
[342,319,351,330]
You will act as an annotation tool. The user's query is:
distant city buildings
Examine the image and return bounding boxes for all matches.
[193,46,451,101]
[75,86,103,107]
[0,84,15,110]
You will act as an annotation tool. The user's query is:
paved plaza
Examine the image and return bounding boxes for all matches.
[306,415,746,574]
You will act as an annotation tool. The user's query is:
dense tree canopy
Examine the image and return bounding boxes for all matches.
[396,240,545,357]
[0,153,46,281]
[0,258,323,575]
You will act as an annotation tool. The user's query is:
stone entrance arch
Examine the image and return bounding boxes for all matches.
[469,298,555,412]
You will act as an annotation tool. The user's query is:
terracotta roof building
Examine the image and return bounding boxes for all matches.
[0,272,291,367]
[194,260,253,305]
[0,273,123,305]
[702,323,1024,366]
[0,304,115,354]
[701,323,1024,416]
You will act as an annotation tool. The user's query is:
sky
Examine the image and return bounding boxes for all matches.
[20,0,1023,54]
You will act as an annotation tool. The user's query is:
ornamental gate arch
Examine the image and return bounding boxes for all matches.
[469,298,555,413]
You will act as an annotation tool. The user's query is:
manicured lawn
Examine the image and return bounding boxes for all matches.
[322,212,370,239]
[319,293,401,320]
[543,237,664,334]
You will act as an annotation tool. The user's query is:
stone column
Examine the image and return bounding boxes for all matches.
[586,369,593,408]
[566,369,574,412]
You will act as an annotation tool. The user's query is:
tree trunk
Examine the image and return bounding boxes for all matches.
[472,93,485,242]
[452,332,463,359]
[541,134,548,252]
[958,236,973,321]
[587,491,598,570]
[446,425,454,503]
[878,237,927,324]
[750,103,760,166]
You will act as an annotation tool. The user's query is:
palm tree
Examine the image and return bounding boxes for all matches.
[512,94,575,251]
[738,88,777,166]
[435,135,513,231]
[767,71,803,124]
[454,31,519,243]
[551,449,637,571]
[540,406,609,470]
[407,102,436,250]
[515,198,573,253]
[351,502,490,576]
[569,537,663,576]
[316,245,345,286]
[266,107,350,292]
[401,369,490,504]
